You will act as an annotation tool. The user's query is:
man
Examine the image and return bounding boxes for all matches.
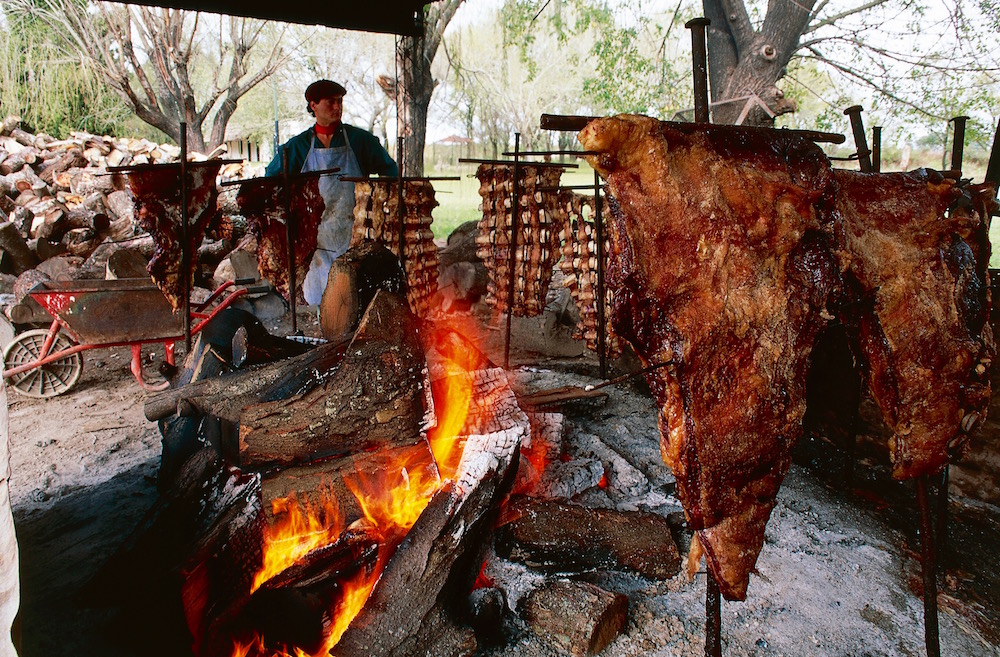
[266,79,399,305]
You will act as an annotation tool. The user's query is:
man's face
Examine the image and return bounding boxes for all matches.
[311,95,344,125]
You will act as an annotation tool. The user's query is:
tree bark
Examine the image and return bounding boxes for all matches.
[702,0,815,125]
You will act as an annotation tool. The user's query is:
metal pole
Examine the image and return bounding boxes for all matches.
[273,77,280,155]
[844,106,873,173]
[986,116,1000,198]
[504,133,521,370]
[705,570,722,657]
[916,476,941,657]
[397,137,405,267]
[950,116,969,173]
[872,126,882,173]
[594,168,607,379]
[937,465,949,559]
[281,145,297,335]
[686,18,712,124]
[179,122,191,353]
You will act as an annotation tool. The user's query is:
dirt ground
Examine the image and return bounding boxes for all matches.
[5,303,1000,657]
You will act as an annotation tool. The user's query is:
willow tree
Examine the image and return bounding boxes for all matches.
[6,0,291,152]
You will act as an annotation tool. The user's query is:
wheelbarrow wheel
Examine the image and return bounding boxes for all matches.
[3,329,83,398]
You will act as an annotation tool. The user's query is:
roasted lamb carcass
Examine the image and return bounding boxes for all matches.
[235,176,324,301]
[579,114,840,600]
[832,169,997,480]
[128,161,225,310]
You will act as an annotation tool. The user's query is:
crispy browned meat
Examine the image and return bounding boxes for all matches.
[579,115,839,600]
[833,169,996,479]
[129,162,225,310]
[236,177,324,301]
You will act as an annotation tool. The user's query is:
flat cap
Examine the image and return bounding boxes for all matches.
[305,79,347,102]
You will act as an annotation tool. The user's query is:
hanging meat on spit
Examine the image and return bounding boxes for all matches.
[235,176,325,301]
[832,169,997,479]
[129,161,226,310]
[557,192,623,358]
[474,164,569,317]
[350,179,440,317]
[579,114,841,601]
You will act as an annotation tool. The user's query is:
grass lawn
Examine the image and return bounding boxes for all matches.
[428,160,598,240]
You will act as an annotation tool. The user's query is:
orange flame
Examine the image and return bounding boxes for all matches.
[251,487,344,593]
[231,320,483,657]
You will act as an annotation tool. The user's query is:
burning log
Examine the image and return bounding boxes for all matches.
[496,496,681,580]
[521,579,628,657]
[238,291,430,470]
[332,427,524,657]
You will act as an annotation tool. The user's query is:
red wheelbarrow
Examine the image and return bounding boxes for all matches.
[2,278,252,398]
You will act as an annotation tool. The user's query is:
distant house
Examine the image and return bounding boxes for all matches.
[431,134,475,165]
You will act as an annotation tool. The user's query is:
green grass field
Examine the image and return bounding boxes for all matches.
[427,161,598,240]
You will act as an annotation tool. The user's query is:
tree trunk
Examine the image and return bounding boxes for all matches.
[391,1,465,176]
[702,0,814,125]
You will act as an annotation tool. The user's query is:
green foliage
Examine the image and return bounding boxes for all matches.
[0,7,131,137]
[495,0,690,117]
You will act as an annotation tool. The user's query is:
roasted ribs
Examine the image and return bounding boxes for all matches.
[579,115,840,600]
[236,176,324,301]
[129,161,225,310]
[833,169,997,479]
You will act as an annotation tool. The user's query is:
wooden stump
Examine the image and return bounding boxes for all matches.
[522,579,628,657]
[319,241,407,341]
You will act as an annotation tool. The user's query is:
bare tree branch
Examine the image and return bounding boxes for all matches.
[804,0,893,34]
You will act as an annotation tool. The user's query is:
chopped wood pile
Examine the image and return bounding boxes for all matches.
[0,116,252,315]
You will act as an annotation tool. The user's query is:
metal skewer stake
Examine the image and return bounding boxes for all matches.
[179,122,192,353]
[844,106,873,173]
[504,133,521,370]
[916,476,941,657]
[950,115,969,174]
[281,145,297,335]
[872,126,882,172]
[706,571,722,657]
[397,137,405,268]
[593,168,607,379]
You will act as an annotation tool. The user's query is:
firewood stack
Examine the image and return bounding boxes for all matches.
[558,192,623,358]
[351,180,440,318]
[473,164,568,317]
[0,115,244,302]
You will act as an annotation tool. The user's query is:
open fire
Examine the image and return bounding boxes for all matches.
[228,315,483,657]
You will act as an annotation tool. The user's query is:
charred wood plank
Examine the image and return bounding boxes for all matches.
[495,497,681,580]
[521,579,627,657]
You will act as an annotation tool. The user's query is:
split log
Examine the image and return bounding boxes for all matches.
[0,221,38,274]
[144,337,347,424]
[332,426,523,657]
[238,291,429,470]
[319,241,407,341]
[521,580,627,657]
[495,496,681,580]
[106,248,149,280]
[0,153,25,176]
[105,189,133,222]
